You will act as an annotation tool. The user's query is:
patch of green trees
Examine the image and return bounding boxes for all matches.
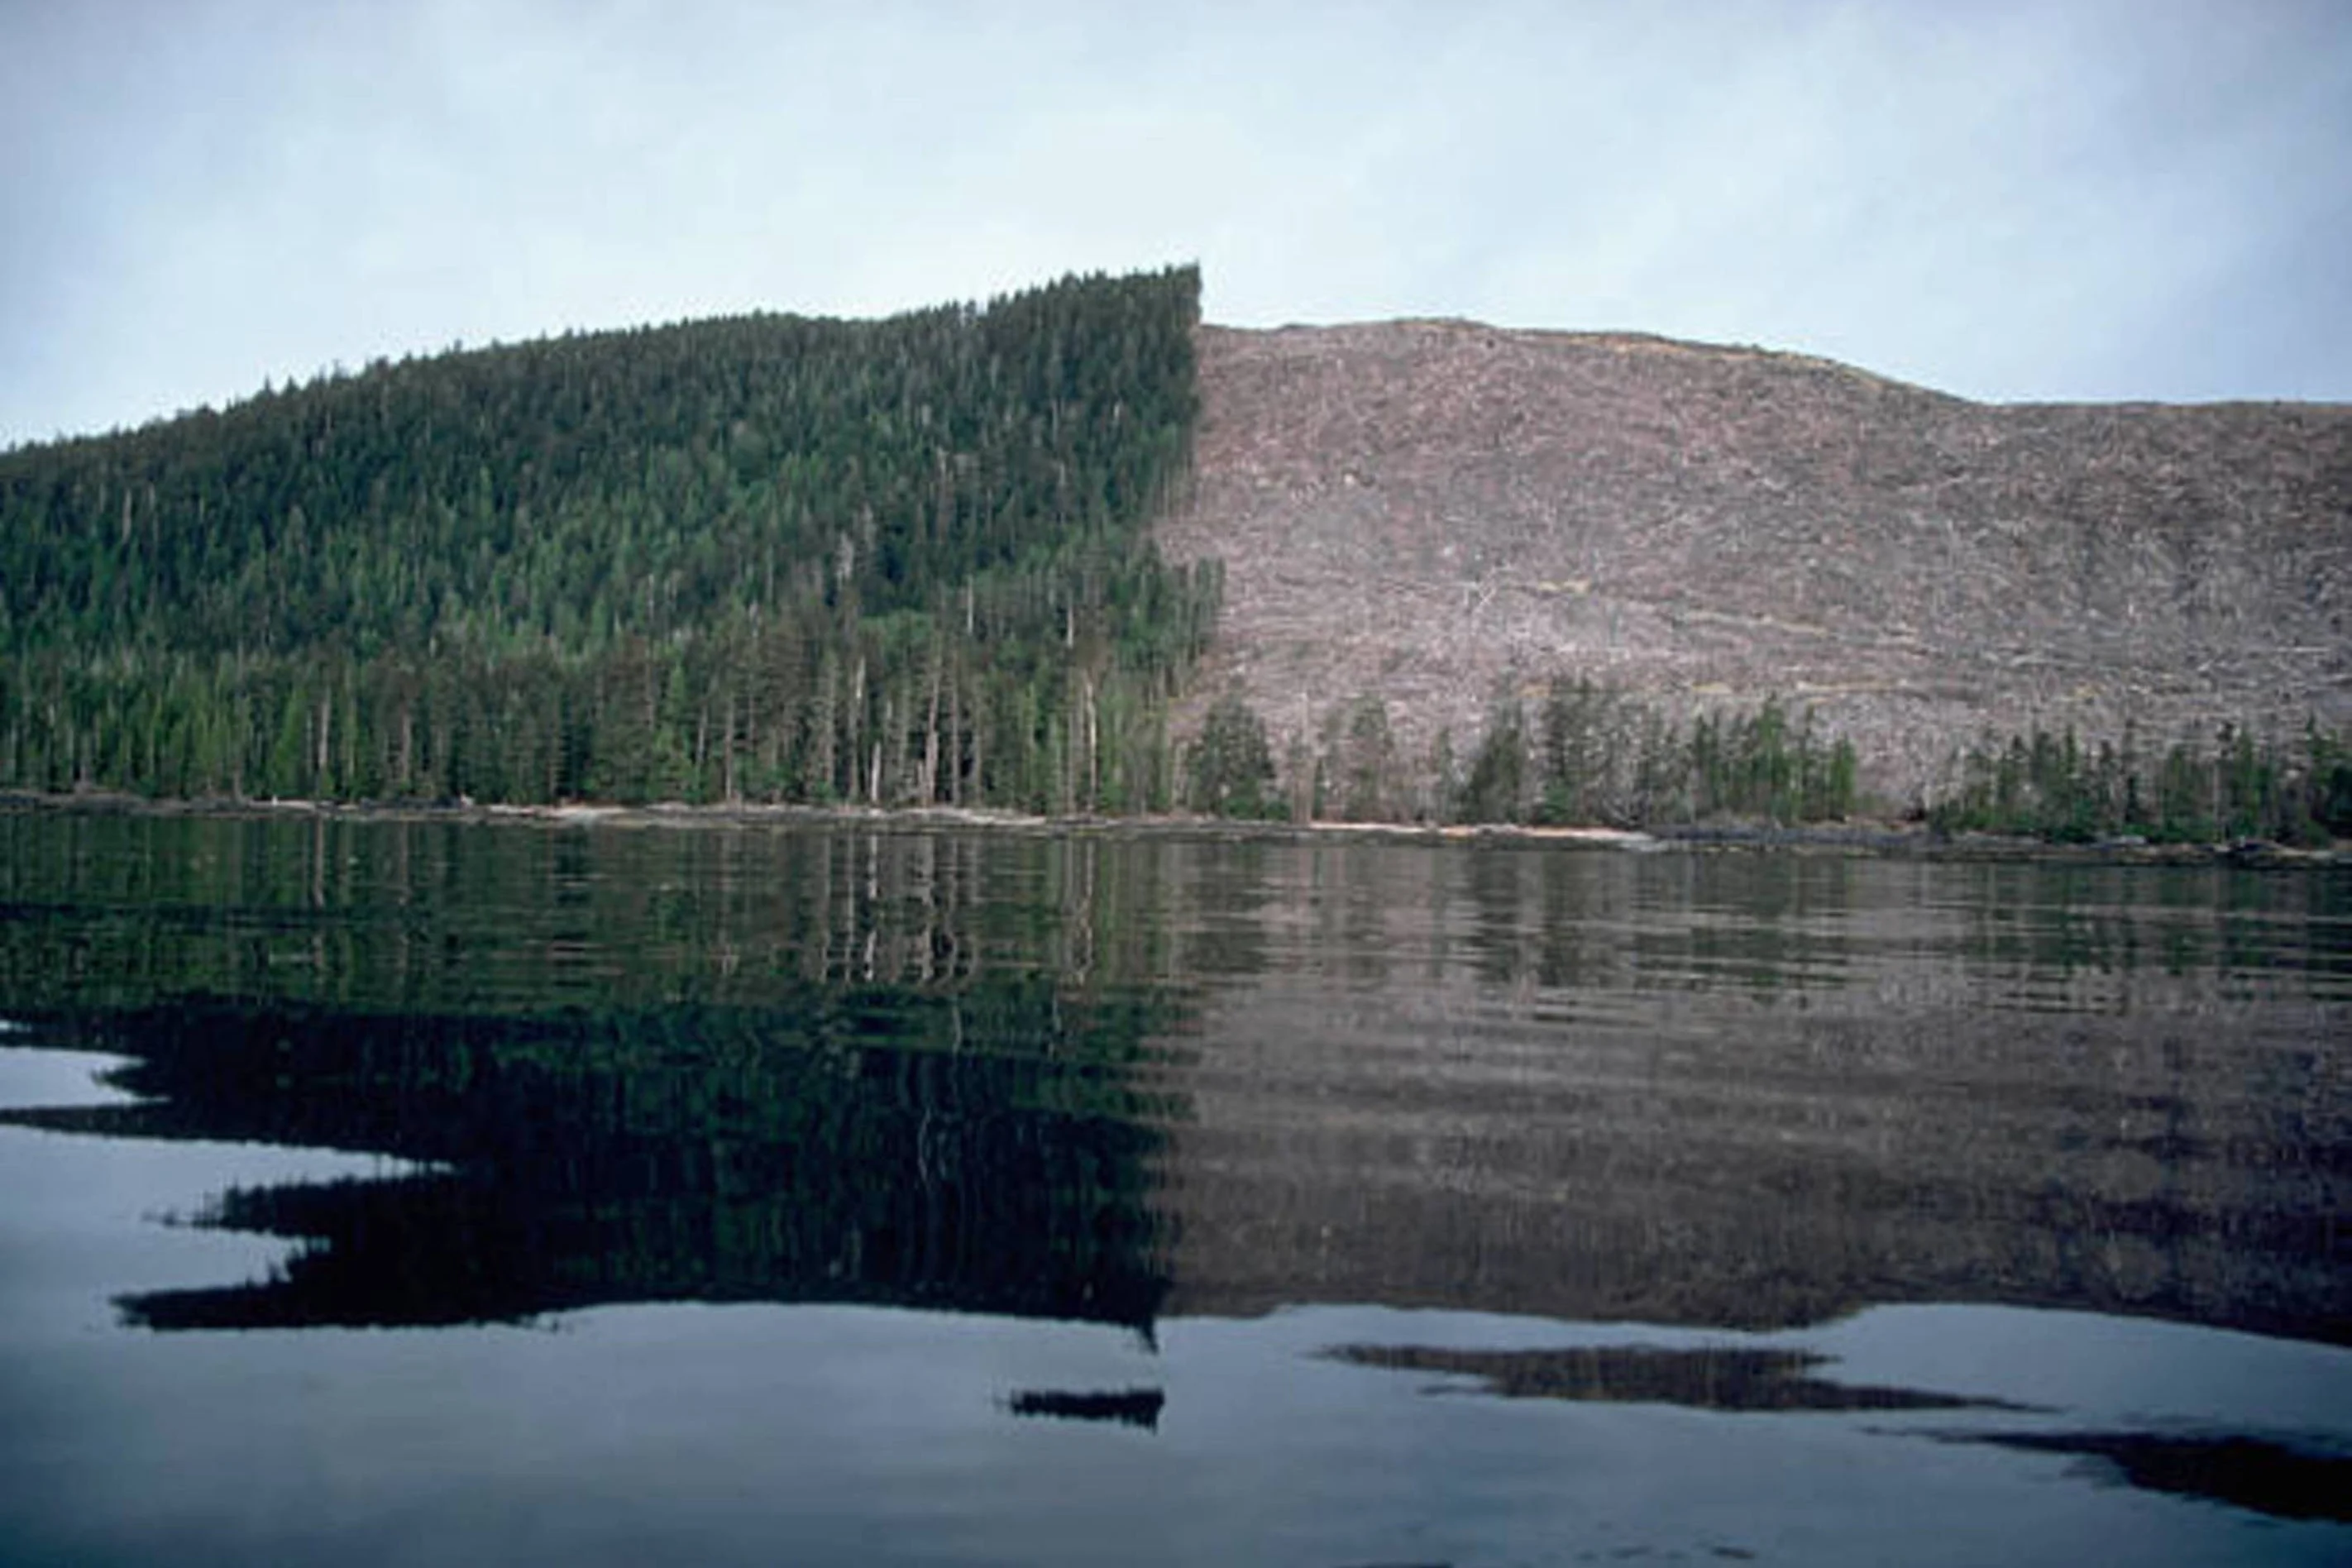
[0,266,1216,809]
[1180,679,2347,846]
[1929,722,2352,846]
[1184,680,1860,829]
[1185,693,1282,820]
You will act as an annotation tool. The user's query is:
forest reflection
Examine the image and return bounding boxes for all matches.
[15,989,1179,1331]
[0,813,1198,1332]
[0,811,2345,1347]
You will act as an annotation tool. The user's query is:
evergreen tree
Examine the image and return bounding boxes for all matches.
[1187,694,1279,820]
[1458,694,1527,825]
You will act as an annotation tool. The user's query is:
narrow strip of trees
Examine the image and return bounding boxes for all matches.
[1928,721,2352,846]
[1183,681,1861,829]
[1179,681,2349,845]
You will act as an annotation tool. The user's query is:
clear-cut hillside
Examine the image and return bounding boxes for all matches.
[1159,321,2352,806]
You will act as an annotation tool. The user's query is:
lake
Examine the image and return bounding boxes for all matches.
[0,809,2346,1566]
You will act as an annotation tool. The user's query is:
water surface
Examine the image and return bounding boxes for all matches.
[1,811,2345,1565]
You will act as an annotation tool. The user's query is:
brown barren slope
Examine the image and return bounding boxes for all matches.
[1158,321,2352,806]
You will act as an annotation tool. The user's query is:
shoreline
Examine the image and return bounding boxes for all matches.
[1,787,2340,868]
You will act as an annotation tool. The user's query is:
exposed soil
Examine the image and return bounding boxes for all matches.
[1158,321,2352,806]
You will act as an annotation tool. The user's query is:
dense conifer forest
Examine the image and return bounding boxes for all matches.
[0,266,1216,810]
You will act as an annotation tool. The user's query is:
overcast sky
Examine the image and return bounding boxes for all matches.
[4,0,2348,447]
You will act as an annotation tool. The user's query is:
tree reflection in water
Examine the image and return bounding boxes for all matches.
[8,990,1178,1332]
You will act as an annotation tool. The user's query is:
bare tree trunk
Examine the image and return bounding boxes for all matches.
[923,654,942,804]
[314,691,331,792]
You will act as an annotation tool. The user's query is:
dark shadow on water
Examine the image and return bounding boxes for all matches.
[1322,1343,2041,1413]
[1004,1387,1166,1430]
[1332,1341,2352,1525]
[1932,1429,2352,1525]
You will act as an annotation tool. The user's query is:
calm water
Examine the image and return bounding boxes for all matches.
[0,810,2346,1566]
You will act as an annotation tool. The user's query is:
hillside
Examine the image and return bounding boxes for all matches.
[6,284,2348,834]
[0,267,1212,810]
[1159,321,2352,810]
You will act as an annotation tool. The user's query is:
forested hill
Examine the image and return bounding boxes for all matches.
[0,265,1218,809]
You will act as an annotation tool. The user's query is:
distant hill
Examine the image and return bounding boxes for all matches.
[1159,320,2352,813]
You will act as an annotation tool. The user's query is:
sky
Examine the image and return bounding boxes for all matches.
[3,0,2349,447]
